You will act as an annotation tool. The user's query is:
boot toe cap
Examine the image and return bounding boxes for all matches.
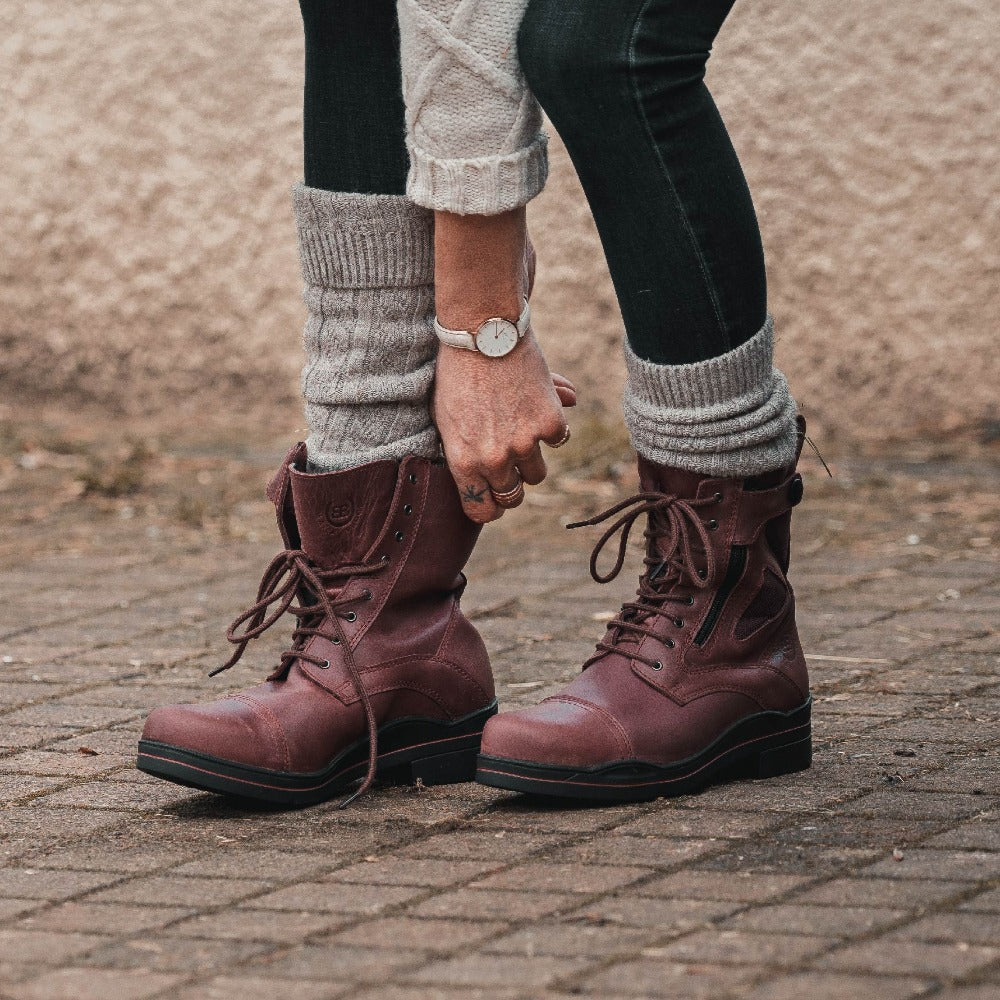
[141,697,287,772]
[480,698,629,768]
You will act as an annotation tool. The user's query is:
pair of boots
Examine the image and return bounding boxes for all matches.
[138,422,811,806]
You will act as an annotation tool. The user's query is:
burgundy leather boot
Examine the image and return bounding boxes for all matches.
[477,417,811,802]
[138,444,496,806]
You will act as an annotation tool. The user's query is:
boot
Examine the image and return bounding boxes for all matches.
[138,444,496,807]
[477,417,811,802]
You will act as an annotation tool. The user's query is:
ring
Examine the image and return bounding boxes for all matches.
[549,425,571,449]
[490,479,525,508]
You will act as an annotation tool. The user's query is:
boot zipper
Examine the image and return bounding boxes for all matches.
[693,545,747,646]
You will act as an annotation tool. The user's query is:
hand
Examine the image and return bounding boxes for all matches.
[433,332,576,523]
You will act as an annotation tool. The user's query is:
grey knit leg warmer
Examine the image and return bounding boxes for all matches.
[293,184,441,471]
[622,315,799,477]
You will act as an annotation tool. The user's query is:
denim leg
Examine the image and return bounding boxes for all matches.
[299,0,409,195]
[519,0,768,364]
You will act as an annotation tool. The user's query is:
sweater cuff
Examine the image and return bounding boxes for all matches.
[405,132,549,216]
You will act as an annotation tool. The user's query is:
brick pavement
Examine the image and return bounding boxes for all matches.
[1,427,998,999]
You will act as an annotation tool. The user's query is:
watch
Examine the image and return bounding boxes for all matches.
[434,298,531,358]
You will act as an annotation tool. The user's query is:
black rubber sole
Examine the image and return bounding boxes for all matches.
[137,700,498,807]
[476,698,812,803]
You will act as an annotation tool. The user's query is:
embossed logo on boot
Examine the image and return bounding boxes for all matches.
[324,498,354,529]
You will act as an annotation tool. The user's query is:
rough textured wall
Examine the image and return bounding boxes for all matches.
[2,1,997,446]
[0,2,304,422]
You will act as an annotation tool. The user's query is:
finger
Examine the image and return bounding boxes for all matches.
[551,372,577,408]
[515,443,547,486]
[453,471,504,524]
[554,383,577,408]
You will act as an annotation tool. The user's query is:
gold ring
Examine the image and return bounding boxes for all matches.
[490,479,525,508]
[549,425,571,449]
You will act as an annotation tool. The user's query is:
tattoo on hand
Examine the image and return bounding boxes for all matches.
[462,484,487,504]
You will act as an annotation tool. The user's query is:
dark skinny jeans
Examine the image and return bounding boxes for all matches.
[298,0,767,366]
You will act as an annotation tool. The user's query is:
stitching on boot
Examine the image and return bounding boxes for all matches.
[233,693,292,772]
[547,696,633,757]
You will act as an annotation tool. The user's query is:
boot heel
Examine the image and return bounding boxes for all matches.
[379,747,479,788]
[752,735,812,779]
[410,748,479,786]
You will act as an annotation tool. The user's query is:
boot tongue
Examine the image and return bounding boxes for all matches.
[289,458,398,567]
[638,455,710,501]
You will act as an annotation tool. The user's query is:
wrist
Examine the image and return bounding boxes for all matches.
[433,207,527,331]
[435,288,523,333]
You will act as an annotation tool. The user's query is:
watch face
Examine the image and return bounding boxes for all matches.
[475,318,519,357]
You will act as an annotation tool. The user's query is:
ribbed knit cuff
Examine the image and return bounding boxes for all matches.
[405,132,549,216]
[623,315,800,477]
[307,427,442,473]
[292,184,434,289]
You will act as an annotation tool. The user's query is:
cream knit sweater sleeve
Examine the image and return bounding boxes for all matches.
[396,0,548,216]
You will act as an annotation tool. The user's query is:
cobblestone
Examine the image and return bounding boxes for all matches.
[1,436,998,997]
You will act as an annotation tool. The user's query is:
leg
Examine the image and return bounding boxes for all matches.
[299,0,408,195]
[138,2,497,806]
[518,0,797,478]
[518,0,766,365]
[478,0,811,802]
[297,0,441,471]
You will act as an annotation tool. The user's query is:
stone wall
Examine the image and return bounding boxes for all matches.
[2,1,996,447]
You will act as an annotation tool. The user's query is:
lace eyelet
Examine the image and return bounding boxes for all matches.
[403,504,412,515]
[395,530,404,542]
[685,595,695,606]
[697,569,707,580]
[361,589,373,600]
[652,660,663,671]
[707,519,718,531]
[674,618,685,628]
[380,554,390,564]
[665,638,676,649]
[713,491,723,503]
[344,611,357,622]
[408,473,418,484]
[319,659,331,669]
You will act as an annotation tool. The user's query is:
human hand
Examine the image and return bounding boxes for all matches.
[433,332,576,523]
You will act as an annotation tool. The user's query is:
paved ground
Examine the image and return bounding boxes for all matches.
[1,425,998,999]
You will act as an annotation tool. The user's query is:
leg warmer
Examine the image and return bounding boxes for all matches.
[623,315,799,477]
[294,184,441,471]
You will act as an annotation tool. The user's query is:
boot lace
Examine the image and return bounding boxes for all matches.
[568,491,719,670]
[209,547,384,806]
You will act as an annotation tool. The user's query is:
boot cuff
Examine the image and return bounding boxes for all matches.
[292,184,435,290]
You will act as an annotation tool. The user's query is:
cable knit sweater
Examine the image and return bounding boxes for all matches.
[397,0,548,215]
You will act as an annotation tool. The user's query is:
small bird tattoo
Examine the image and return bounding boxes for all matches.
[462,484,487,503]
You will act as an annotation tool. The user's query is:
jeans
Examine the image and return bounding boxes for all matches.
[299,0,408,195]
[298,0,768,365]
